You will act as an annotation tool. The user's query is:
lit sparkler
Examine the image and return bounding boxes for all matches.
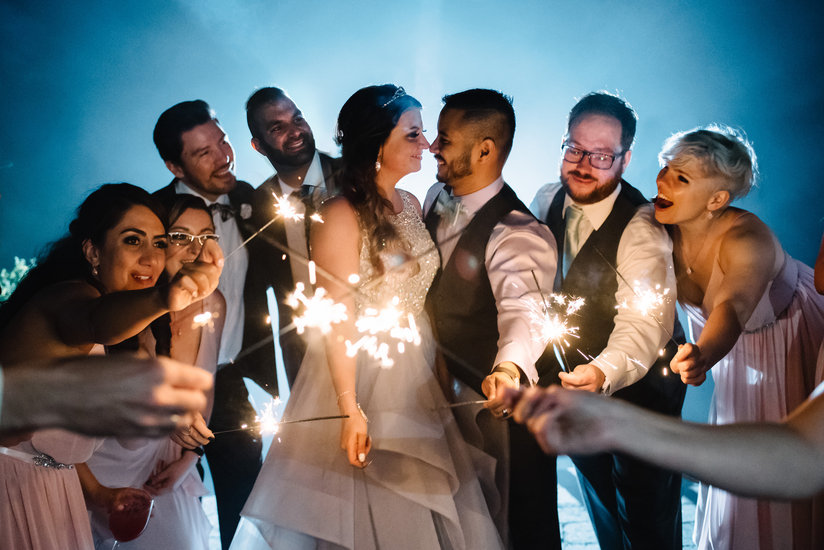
[191,311,215,330]
[344,296,422,368]
[616,282,671,318]
[286,283,348,334]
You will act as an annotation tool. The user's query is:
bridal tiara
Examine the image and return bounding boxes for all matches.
[381,87,406,108]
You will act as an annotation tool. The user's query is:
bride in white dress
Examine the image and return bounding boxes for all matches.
[231,85,503,550]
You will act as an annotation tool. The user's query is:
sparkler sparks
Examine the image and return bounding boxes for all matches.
[344,296,422,368]
[616,282,671,317]
[286,283,348,334]
[191,311,215,330]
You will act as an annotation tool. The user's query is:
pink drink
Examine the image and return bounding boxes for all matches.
[108,490,154,542]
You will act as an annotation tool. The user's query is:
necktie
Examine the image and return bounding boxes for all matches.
[563,204,584,276]
[208,202,235,222]
[434,186,465,225]
[290,185,316,258]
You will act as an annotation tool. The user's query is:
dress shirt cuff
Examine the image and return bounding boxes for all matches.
[494,342,538,385]
[589,350,648,396]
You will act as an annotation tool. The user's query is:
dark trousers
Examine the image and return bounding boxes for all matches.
[509,421,562,550]
[572,451,682,550]
[205,370,263,550]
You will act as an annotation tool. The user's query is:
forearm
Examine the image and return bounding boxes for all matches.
[77,462,113,508]
[695,301,742,367]
[64,287,169,346]
[613,412,824,499]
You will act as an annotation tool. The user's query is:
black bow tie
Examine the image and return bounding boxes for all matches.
[208,203,236,221]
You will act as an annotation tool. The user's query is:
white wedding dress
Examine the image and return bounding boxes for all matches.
[231,190,503,550]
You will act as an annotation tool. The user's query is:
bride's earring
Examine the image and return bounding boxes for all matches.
[92,264,99,277]
[375,159,381,172]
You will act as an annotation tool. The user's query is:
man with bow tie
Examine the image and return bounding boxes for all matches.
[152,99,275,550]
[244,87,341,388]
[422,89,559,549]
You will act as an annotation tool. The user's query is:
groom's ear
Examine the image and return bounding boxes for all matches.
[476,138,495,164]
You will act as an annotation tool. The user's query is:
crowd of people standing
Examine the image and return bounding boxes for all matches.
[0,83,822,550]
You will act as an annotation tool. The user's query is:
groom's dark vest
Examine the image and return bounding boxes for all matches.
[424,183,533,395]
[537,181,686,414]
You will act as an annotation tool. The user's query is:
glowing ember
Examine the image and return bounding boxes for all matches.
[286,283,348,334]
[308,261,317,285]
[255,399,281,436]
[273,192,304,222]
[192,311,214,330]
[344,298,422,368]
[616,282,671,317]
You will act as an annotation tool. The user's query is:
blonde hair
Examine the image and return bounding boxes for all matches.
[658,124,758,200]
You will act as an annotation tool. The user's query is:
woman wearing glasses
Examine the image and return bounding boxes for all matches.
[85,195,225,550]
[0,184,222,550]
[653,126,824,549]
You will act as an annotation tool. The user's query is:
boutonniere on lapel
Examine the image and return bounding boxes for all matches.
[240,203,252,220]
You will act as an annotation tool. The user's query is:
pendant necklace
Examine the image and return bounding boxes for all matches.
[681,213,718,276]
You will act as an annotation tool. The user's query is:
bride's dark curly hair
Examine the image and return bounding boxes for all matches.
[335,84,421,272]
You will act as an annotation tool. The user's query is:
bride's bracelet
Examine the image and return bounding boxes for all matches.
[336,391,368,422]
[336,390,355,405]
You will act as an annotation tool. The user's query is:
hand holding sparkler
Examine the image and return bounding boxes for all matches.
[482,362,521,418]
[669,343,709,386]
[163,238,223,311]
[558,364,607,393]
[170,411,213,449]
[337,391,371,468]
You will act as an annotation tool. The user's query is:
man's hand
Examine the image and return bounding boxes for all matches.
[1,355,213,437]
[558,363,606,393]
[482,361,521,417]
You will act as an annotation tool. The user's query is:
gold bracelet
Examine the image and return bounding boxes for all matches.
[336,390,355,405]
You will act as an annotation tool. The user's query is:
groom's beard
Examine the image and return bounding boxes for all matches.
[435,150,473,185]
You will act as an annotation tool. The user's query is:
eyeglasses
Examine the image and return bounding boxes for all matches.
[562,143,625,170]
[167,232,220,247]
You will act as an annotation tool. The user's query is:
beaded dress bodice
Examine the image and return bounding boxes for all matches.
[357,190,439,315]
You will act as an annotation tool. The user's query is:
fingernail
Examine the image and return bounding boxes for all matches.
[218,259,225,267]
[208,436,215,441]
[358,452,366,462]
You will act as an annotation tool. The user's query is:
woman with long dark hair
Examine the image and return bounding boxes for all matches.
[232,85,503,549]
[0,183,222,549]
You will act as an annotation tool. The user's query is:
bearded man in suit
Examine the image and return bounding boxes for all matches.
[244,87,341,387]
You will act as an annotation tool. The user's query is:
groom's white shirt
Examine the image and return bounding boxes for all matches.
[424,177,557,384]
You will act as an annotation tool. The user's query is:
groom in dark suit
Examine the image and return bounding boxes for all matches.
[152,100,275,550]
[423,89,560,549]
[243,86,341,387]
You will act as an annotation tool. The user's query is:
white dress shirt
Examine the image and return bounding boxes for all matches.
[175,180,248,365]
[272,151,326,289]
[424,178,558,384]
[530,182,677,395]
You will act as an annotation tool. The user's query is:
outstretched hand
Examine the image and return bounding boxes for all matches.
[163,239,224,311]
[501,385,619,455]
[670,343,709,386]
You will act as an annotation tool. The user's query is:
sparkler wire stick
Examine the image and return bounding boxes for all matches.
[435,399,489,409]
[211,414,350,436]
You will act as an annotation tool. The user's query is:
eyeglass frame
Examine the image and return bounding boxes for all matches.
[561,142,626,170]
[167,232,220,247]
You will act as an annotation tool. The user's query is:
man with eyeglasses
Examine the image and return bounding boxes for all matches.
[152,100,276,550]
[530,92,686,550]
